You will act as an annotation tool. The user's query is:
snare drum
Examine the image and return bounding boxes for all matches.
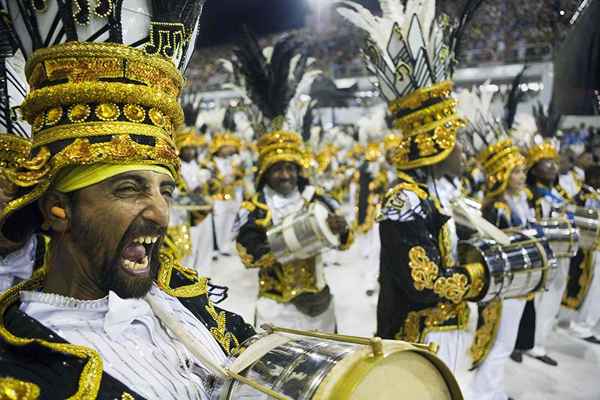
[267,202,340,264]
[211,326,463,400]
[553,205,600,250]
[459,233,558,302]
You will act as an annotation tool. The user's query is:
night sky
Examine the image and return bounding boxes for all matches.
[197,0,380,47]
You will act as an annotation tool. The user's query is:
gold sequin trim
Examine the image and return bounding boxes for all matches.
[0,377,40,400]
[236,242,276,269]
[397,302,470,343]
[0,269,103,400]
[470,299,502,367]
[409,246,439,291]
[156,251,209,298]
[205,302,240,355]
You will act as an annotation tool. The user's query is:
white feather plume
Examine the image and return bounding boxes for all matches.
[337,0,451,102]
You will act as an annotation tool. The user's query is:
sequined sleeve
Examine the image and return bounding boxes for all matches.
[379,209,480,306]
[234,202,277,269]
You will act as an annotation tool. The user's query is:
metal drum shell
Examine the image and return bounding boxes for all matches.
[554,206,600,251]
[212,334,463,400]
[521,218,579,259]
[458,234,555,302]
[267,202,339,264]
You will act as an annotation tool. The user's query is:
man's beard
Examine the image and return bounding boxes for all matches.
[71,212,162,299]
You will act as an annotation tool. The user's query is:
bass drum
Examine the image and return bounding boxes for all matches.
[458,233,558,302]
[211,328,463,400]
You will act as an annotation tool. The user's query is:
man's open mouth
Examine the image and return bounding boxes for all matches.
[120,235,159,276]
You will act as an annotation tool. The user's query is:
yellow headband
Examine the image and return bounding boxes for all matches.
[54,163,173,193]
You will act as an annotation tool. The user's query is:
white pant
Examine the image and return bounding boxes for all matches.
[182,214,214,275]
[361,224,381,291]
[213,200,241,254]
[255,297,336,332]
[472,299,527,400]
[571,251,600,338]
[423,302,478,399]
[531,258,569,356]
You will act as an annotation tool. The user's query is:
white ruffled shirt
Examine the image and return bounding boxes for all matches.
[20,284,227,400]
[0,235,37,292]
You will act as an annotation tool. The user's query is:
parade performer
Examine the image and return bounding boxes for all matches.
[455,86,533,400]
[167,101,213,272]
[207,108,244,257]
[513,126,565,366]
[232,30,353,332]
[562,165,600,344]
[338,0,486,391]
[0,2,254,398]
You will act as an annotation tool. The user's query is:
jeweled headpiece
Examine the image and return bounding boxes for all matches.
[230,28,319,183]
[209,107,242,156]
[455,83,525,197]
[337,0,481,170]
[2,0,205,219]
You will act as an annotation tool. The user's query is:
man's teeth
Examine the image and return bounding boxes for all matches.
[132,236,158,245]
[123,256,149,270]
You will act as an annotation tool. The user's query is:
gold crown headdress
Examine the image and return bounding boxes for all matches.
[208,106,243,156]
[337,0,483,170]
[2,0,206,220]
[511,110,560,168]
[455,82,526,197]
[230,28,320,183]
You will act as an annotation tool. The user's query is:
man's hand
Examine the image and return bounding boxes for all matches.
[327,214,348,235]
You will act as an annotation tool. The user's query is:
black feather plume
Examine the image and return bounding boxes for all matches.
[301,102,315,142]
[532,101,562,138]
[232,26,307,127]
[448,0,486,75]
[182,101,200,128]
[223,106,237,132]
[503,66,528,130]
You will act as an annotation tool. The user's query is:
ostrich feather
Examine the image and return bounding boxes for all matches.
[503,66,528,130]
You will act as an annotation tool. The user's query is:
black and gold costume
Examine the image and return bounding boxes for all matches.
[0,264,255,399]
[376,172,483,341]
[236,181,353,304]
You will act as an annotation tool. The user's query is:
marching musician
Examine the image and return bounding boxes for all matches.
[562,165,600,344]
[167,118,213,272]
[207,124,245,258]
[0,2,255,398]
[230,30,353,332]
[337,1,486,392]
[513,139,565,366]
[471,139,532,400]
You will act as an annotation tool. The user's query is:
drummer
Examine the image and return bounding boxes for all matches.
[562,164,600,345]
[471,139,533,400]
[234,131,353,332]
[0,3,256,398]
[337,1,486,394]
[514,138,566,366]
[169,120,213,273]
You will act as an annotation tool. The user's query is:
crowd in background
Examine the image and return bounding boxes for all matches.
[188,0,582,92]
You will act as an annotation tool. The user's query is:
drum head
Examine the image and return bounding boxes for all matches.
[349,352,453,400]
[312,202,340,247]
[313,345,460,400]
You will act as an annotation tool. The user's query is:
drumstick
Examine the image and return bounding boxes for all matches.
[144,294,228,379]
[146,296,293,400]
